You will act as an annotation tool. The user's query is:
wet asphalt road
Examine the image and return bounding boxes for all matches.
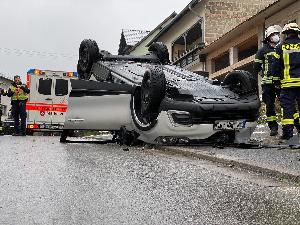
[0,136,299,225]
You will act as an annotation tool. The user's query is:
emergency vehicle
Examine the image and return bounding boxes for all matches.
[25,69,78,133]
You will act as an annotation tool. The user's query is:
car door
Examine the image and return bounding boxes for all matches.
[27,75,53,125]
[64,80,133,131]
[50,77,69,126]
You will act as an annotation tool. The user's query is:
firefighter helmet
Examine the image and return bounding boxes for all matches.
[282,22,300,34]
[265,25,281,39]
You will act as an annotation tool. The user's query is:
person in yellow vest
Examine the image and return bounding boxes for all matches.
[6,75,30,136]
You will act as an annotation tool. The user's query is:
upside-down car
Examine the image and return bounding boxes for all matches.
[61,39,260,145]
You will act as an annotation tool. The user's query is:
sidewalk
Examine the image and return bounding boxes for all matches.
[161,125,300,183]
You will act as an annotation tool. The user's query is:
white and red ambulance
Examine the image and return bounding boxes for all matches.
[25,69,78,134]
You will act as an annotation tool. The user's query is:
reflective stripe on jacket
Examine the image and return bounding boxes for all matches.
[273,36,300,88]
[254,43,280,85]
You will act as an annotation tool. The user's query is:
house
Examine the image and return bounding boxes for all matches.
[200,0,299,80]
[129,0,277,75]
[0,74,13,121]
[118,29,150,55]
[129,12,177,56]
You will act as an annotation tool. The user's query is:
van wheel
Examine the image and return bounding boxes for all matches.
[131,67,166,131]
[26,129,34,136]
[77,39,100,80]
[60,130,69,143]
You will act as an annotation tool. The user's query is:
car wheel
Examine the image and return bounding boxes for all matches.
[118,127,135,146]
[131,67,166,131]
[222,70,256,95]
[60,130,69,143]
[148,42,170,64]
[26,129,34,136]
[77,39,100,80]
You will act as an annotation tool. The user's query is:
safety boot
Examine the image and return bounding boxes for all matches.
[280,133,293,140]
[269,122,278,136]
[270,127,278,136]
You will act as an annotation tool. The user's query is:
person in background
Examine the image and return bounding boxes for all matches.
[6,75,30,136]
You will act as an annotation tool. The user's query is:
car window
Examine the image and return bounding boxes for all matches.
[38,78,52,95]
[55,79,68,96]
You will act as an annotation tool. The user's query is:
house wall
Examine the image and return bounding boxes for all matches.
[205,0,277,44]
[206,25,260,77]
[204,0,300,80]
[157,0,208,58]
[152,0,276,72]
[265,0,300,28]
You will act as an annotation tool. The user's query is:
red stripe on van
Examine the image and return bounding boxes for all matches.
[26,104,67,112]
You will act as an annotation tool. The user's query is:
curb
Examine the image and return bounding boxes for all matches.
[159,146,300,183]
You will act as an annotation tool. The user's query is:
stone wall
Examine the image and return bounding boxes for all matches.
[204,0,277,44]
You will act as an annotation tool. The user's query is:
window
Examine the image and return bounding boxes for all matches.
[214,52,230,72]
[55,79,68,96]
[237,35,258,61]
[38,78,52,95]
[288,19,297,23]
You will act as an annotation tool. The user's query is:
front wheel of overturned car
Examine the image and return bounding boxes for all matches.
[77,39,100,80]
[131,67,166,131]
[222,70,256,95]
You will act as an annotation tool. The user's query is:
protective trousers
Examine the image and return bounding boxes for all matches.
[11,100,27,134]
[262,84,280,131]
[280,88,300,139]
[0,104,3,135]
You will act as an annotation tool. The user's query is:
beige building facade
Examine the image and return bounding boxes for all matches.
[128,0,299,82]
[201,0,299,80]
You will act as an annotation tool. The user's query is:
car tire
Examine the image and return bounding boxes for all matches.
[77,39,100,80]
[60,129,69,143]
[148,42,170,64]
[131,67,166,131]
[222,70,255,95]
[26,129,34,136]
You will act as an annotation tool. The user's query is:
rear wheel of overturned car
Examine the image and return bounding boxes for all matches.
[222,70,256,95]
[77,39,100,80]
[131,67,166,131]
[148,42,170,64]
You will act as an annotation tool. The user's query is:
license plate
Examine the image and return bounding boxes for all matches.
[214,120,246,130]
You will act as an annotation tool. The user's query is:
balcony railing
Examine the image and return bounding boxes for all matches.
[172,43,206,68]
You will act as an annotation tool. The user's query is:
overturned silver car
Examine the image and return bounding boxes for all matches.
[61,39,260,145]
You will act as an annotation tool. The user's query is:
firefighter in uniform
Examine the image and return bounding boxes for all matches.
[7,75,30,136]
[254,25,283,136]
[273,23,300,140]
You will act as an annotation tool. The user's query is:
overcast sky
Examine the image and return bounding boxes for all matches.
[0,0,192,80]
